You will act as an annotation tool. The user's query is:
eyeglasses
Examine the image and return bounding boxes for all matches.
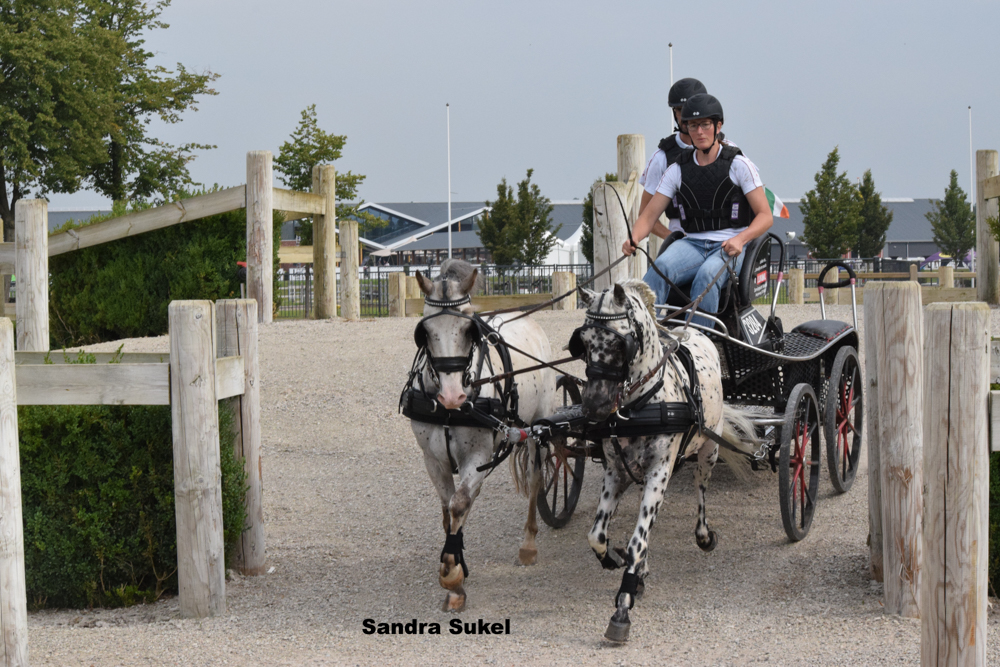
[685,120,715,132]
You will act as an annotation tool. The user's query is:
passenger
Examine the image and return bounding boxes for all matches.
[638,78,737,239]
[623,93,773,326]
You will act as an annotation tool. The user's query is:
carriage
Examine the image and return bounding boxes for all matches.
[535,232,864,542]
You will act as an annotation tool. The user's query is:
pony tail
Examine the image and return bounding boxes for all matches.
[509,443,531,497]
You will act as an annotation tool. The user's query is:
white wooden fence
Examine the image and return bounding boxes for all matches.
[0,298,261,665]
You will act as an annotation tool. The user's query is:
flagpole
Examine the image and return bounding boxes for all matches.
[968,106,974,201]
[447,103,452,260]
[668,43,673,86]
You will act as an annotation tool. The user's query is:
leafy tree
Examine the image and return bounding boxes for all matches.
[477,169,560,265]
[854,169,893,258]
[274,105,380,244]
[800,147,862,258]
[0,0,117,238]
[580,172,617,264]
[83,0,218,204]
[926,170,976,263]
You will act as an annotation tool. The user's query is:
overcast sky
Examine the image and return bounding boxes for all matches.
[48,0,1000,211]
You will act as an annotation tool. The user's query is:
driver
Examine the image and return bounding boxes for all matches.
[623,93,773,326]
[638,78,738,239]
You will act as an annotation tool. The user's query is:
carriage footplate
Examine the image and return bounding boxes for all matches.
[441,528,469,578]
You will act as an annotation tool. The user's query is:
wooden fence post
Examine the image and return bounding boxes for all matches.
[169,301,226,618]
[618,134,647,280]
[864,282,885,583]
[0,318,28,666]
[593,180,631,292]
[340,218,361,320]
[870,281,923,617]
[976,150,999,305]
[247,151,274,323]
[788,268,805,305]
[312,165,337,319]
[910,263,920,283]
[388,273,407,317]
[552,272,577,310]
[938,265,954,289]
[921,302,989,666]
[216,299,264,575]
[405,276,421,316]
[14,200,48,352]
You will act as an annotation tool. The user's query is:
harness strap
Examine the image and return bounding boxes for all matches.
[609,431,645,486]
[441,528,469,578]
[616,571,640,609]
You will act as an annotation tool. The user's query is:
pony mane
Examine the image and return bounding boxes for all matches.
[620,279,657,321]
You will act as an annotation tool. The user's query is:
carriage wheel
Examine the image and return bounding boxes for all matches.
[537,376,586,529]
[779,383,821,542]
[824,346,863,494]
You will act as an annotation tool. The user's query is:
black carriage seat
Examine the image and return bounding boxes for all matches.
[790,319,851,341]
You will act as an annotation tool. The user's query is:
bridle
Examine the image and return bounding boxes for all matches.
[412,295,491,390]
[569,290,671,414]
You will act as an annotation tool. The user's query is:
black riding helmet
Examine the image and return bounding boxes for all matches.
[668,77,707,108]
[681,93,724,154]
[668,78,707,133]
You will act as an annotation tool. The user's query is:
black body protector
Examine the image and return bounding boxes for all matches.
[672,145,752,234]
[657,135,685,220]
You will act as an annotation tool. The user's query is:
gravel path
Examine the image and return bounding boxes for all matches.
[26,304,1000,666]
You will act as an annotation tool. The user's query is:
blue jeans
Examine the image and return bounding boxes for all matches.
[643,237,746,327]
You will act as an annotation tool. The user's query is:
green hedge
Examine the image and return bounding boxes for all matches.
[19,386,247,608]
[48,197,283,348]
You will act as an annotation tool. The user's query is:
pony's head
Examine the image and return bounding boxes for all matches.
[570,280,659,421]
[414,259,482,410]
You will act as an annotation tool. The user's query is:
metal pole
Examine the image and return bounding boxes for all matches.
[447,103,452,260]
[969,106,974,202]
[669,43,673,86]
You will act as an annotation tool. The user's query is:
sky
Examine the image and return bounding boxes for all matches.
[47,0,1000,211]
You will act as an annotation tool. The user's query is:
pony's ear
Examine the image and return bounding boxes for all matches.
[612,283,627,307]
[415,271,434,295]
[579,288,597,308]
[459,268,479,296]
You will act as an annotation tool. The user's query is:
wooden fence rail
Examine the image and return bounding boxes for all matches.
[0,297,264,664]
[3,150,359,330]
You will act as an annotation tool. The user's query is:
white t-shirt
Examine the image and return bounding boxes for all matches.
[655,148,763,242]
[640,135,738,235]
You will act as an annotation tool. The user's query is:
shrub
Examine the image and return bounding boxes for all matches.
[48,195,283,348]
[19,351,248,608]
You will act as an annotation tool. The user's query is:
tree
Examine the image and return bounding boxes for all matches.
[478,169,560,265]
[926,170,975,263]
[854,169,893,258]
[800,147,862,258]
[274,105,380,244]
[0,0,118,238]
[82,0,218,204]
[580,173,617,264]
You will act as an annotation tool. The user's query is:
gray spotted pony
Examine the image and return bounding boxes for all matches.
[570,279,759,642]
[401,259,557,612]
